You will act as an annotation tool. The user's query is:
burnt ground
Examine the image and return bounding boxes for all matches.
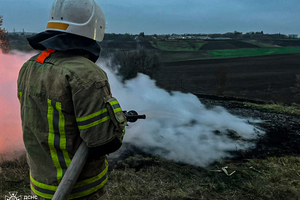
[200,99,300,160]
[109,98,300,167]
[103,98,300,200]
[155,54,300,104]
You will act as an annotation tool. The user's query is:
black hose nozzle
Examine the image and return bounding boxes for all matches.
[123,110,146,123]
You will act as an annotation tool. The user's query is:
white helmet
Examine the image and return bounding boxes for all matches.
[46,0,106,42]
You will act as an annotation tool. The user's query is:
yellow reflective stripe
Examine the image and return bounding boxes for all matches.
[31,162,108,199]
[78,116,110,130]
[47,100,62,182]
[31,185,54,199]
[47,22,69,30]
[69,178,108,199]
[74,160,108,188]
[76,108,108,122]
[114,108,122,113]
[122,129,126,137]
[18,92,23,103]
[70,160,109,199]
[56,102,71,167]
[110,100,119,106]
[31,163,108,199]
[30,174,57,191]
[109,100,122,113]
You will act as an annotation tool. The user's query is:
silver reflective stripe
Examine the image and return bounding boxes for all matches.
[112,104,120,110]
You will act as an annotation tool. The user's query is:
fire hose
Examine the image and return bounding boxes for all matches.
[52,110,146,200]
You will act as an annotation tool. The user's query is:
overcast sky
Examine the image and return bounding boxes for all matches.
[0,0,299,35]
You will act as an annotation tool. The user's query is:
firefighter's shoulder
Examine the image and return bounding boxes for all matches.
[52,52,108,83]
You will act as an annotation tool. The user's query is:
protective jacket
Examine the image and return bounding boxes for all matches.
[17,49,126,199]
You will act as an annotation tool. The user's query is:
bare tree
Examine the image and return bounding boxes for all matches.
[0,15,10,53]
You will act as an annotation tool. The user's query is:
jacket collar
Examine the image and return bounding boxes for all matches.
[27,31,101,62]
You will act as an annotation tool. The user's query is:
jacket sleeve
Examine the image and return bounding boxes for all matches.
[69,63,127,149]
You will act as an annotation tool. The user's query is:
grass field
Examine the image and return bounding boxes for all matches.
[154,40,300,62]
[1,154,300,200]
[209,47,300,59]
[107,155,300,200]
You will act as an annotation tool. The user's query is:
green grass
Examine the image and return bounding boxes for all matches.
[242,102,300,115]
[160,47,300,62]
[153,39,300,62]
[159,47,300,62]
[209,47,300,59]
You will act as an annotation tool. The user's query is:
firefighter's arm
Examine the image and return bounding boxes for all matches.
[70,68,127,158]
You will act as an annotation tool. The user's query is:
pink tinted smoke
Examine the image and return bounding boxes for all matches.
[0,51,34,159]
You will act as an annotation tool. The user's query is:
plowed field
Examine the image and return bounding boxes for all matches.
[156,54,300,104]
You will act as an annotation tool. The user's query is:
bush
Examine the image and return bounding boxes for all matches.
[111,50,161,81]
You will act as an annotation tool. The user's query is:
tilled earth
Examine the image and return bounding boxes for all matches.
[156,54,300,104]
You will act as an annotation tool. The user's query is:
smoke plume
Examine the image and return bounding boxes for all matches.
[0,51,264,166]
[98,59,265,167]
[0,51,33,160]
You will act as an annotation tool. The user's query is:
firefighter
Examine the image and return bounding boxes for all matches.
[17,0,127,199]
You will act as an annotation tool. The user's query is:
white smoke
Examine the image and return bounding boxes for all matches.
[97,60,265,167]
[0,50,264,165]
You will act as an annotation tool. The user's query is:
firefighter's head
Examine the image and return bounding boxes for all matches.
[46,0,106,42]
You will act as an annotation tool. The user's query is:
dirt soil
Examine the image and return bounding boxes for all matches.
[156,54,300,104]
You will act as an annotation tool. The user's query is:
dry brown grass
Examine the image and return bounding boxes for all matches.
[106,155,300,200]
[0,154,299,199]
[0,154,29,198]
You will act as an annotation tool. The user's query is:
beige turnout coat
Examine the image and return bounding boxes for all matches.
[17,50,126,199]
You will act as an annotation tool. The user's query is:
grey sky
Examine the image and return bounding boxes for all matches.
[0,0,299,35]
